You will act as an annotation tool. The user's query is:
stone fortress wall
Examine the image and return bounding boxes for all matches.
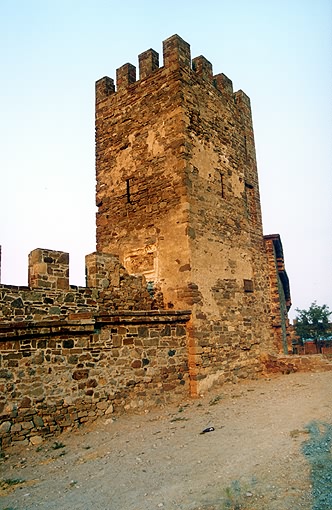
[0,35,291,448]
[0,250,190,448]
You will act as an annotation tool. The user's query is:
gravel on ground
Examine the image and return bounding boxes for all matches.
[1,370,332,510]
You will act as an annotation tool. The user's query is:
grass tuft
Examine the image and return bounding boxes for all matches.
[52,441,65,450]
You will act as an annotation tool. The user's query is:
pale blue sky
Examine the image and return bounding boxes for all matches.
[0,0,331,320]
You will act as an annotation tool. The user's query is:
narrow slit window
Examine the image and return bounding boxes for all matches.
[126,178,131,203]
[244,135,248,161]
[220,172,225,198]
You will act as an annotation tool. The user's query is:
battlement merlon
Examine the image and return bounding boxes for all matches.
[10,249,126,291]
[234,89,255,138]
[85,252,121,289]
[214,73,233,96]
[139,48,159,80]
[116,63,136,92]
[95,76,115,104]
[234,89,252,111]
[95,34,251,108]
[28,248,70,291]
[162,34,191,70]
[192,55,213,82]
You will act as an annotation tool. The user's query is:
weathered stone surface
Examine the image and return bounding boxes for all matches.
[0,369,13,380]
[12,439,29,446]
[21,421,34,430]
[11,422,22,433]
[105,404,114,415]
[96,401,108,410]
[33,415,44,428]
[72,370,89,381]
[0,421,11,433]
[30,435,43,446]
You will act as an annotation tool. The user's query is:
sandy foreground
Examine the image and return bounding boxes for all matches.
[1,370,332,510]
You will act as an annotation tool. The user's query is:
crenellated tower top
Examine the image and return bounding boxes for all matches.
[95,34,252,108]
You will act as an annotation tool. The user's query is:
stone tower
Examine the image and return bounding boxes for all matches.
[95,34,285,392]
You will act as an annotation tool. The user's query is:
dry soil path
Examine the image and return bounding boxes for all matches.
[1,370,332,510]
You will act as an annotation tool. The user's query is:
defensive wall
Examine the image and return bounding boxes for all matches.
[0,249,190,448]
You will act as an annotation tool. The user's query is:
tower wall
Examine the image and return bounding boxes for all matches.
[178,58,275,391]
[95,35,192,307]
[95,35,282,393]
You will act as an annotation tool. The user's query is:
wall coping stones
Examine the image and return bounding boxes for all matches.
[97,310,191,324]
[0,310,191,342]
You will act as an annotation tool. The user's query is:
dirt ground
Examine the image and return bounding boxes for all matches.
[1,370,332,510]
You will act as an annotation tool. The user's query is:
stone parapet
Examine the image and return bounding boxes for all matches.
[0,250,154,325]
[264,235,291,354]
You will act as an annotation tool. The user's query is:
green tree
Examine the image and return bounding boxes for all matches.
[294,302,332,353]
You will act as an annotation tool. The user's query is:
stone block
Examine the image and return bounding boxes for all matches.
[21,421,34,430]
[12,439,29,446]
[11,422,22,433]
[105,404,114,415]
[0,421,11,434]
[96,401,108,410]
[30,435,43,446]
[72,369,89,380]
